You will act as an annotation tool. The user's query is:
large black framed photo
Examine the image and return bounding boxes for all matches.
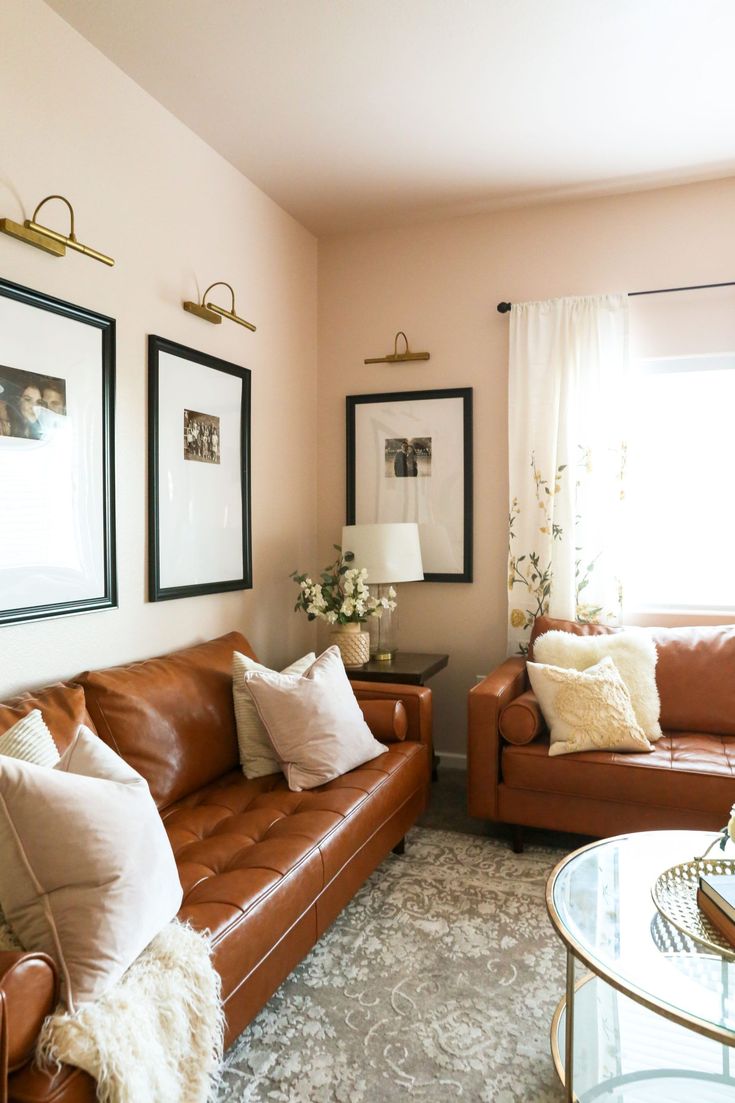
[148,335,251,601]
[0,278,116,626]
[347,387,473,582]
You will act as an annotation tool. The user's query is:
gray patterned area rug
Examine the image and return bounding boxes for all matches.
[218,828,567,1102]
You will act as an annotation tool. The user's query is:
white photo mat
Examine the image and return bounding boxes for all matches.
[0,280,115,624]
[347,388,472,581]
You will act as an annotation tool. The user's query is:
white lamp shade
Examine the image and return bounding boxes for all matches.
[341,523,424,583]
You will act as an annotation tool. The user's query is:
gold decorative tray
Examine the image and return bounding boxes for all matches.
[652,853,735,960]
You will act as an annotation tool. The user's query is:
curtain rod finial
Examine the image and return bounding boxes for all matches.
[497,301,512,314]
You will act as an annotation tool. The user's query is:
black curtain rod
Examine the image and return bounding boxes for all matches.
[496,279,735,314]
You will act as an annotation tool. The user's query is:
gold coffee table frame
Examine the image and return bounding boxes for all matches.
[546,832,735,1102]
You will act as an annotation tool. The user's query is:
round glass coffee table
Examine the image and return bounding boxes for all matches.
[546,831,735,1102]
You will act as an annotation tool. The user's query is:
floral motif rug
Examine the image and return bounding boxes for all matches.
[218,828,567,1102]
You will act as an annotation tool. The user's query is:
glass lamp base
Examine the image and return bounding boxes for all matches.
[368,585,398,660]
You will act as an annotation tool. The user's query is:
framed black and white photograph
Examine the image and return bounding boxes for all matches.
[183,409,221,465]
[347,387,473,582]
[148,335,251,601]
[0,278,116,626]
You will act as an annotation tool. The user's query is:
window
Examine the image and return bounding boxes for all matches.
[624,353,735,612]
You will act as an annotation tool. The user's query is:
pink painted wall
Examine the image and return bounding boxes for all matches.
[4,0,734,762]
[318,177,735,762]
[0,0,318,694]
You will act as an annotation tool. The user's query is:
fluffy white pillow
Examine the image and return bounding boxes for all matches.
[533,629,662,740]
[527,656,654,757]
[0,725,183,1010]
[242,646,386,791]
[233,651,316,777]
[0,708,60,766]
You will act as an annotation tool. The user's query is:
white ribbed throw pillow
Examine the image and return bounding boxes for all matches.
[0,709,61,949]
[233,651,316,777]
[0,708,60,766]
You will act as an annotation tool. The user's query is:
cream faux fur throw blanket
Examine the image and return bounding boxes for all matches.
[0,915,224,1103]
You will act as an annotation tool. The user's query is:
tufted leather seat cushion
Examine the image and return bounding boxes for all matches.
[163,741,425,999]
[502,730,735,815]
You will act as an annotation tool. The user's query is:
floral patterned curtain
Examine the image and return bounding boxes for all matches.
[507,294,629,654]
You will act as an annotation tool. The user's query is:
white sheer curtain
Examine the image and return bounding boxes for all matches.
[507,294,629,654]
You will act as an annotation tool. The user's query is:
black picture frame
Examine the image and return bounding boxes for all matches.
[346,387,473,583]
[0,277,116,626]
[148,334,252,601]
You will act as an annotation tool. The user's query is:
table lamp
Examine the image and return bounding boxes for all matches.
[341,523,424,661]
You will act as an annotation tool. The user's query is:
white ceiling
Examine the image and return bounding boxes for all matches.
[46,0,735,237]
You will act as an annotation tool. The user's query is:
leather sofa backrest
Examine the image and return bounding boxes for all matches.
[77,631,256,809]
[651,625,735,736]
[528,616,618,658]
[529,616,735,736]
[0,684,95,755]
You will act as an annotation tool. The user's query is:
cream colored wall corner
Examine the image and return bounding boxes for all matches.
[317,176,735,761]
[0,0,318,696]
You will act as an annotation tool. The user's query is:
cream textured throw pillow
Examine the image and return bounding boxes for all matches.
[0,708,59,766]
[233,651,316,777]
[243,646,386,791]
[0,725,183,1011]
[527,656,654,757]
[533,629,662,740]
[0,709,61,944]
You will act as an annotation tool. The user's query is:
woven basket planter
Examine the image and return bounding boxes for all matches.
[330,623,370,668]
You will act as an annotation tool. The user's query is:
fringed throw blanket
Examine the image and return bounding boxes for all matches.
[1,917,224,1103]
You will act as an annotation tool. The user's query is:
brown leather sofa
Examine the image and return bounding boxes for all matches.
[0,631,432,1102]
[468,616,735,851]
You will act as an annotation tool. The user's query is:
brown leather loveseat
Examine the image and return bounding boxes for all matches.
[0,631,432,1102]
[468,616,735,850]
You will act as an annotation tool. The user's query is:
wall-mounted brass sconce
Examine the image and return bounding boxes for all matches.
[364,331,430,365]
[183,282,256,331]
[0,195,114,265]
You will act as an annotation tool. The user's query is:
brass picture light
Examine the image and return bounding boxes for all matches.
[364,331,430,365]
[183,282,256,331]
[0,194,114,265]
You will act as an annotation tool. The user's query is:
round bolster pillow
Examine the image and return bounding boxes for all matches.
[499,690,545,745]
[358,699,408,743]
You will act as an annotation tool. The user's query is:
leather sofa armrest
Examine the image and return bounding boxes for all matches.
[351,683,432,757]
[0,951,58,1076]
[467,657,528,821]
[358,699,408,743]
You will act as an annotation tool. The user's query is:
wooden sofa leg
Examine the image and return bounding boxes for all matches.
[392,837,406,855]
[511,825,524,854]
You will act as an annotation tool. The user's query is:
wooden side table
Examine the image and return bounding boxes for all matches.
[346,652,448,779]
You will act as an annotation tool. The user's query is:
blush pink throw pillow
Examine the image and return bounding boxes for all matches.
[0,726,183,1011]
[243,646,386,790]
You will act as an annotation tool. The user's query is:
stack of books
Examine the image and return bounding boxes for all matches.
[698,873,735,948]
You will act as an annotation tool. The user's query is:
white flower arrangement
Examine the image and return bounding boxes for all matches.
[291,548,397,625]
